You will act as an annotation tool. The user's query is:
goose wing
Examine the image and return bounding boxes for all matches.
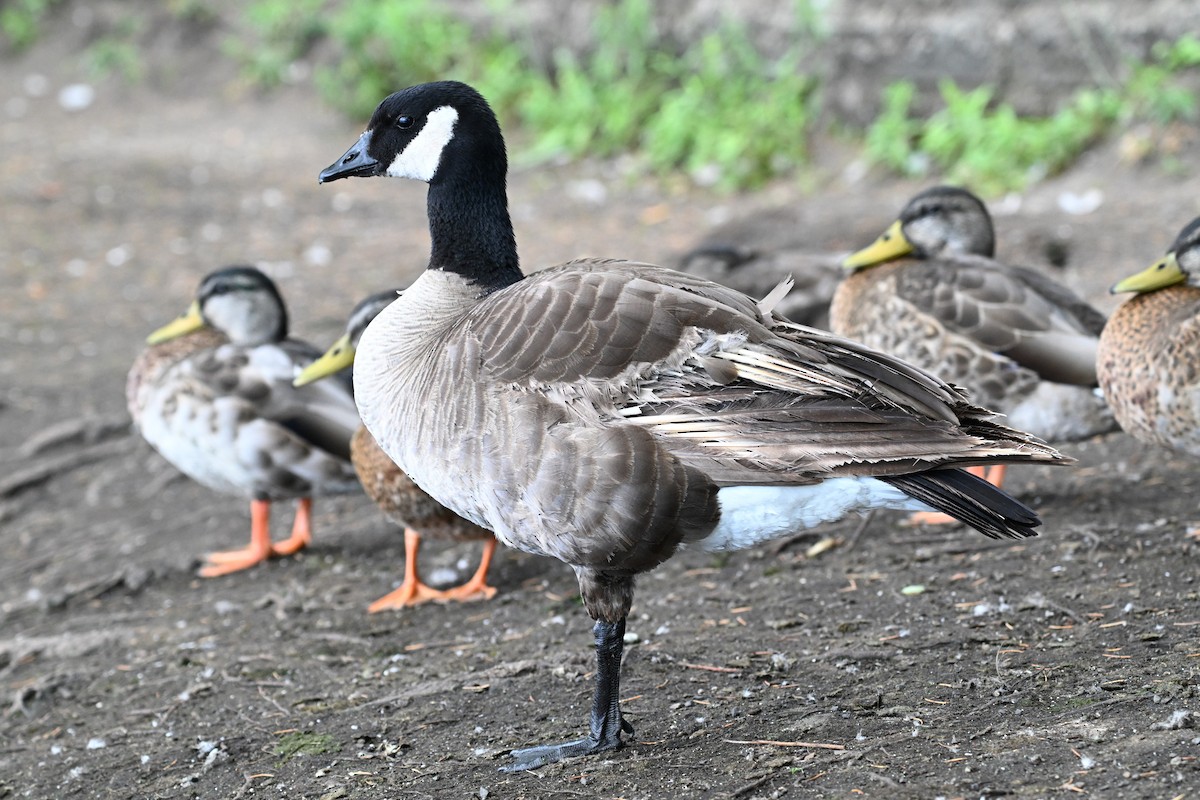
[464,260,1062,488]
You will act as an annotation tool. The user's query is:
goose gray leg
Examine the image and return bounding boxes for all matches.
[502,618,633,771]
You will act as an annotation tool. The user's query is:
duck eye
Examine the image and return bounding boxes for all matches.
[397,116,414,130]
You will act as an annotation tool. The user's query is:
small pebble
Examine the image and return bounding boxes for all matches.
[58,83,95,112]
[23,73,49,96]
[1057,189,1104,216]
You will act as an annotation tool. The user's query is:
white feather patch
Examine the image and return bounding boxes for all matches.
[695,478,932,552]
[757,276,794,315]
[385,105,459,182]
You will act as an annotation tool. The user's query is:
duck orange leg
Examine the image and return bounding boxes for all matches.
[438,537,499,603]
[199,498,274,577]
[906,465,1009,527]
[271,497,313,556]
[367,528,453,612]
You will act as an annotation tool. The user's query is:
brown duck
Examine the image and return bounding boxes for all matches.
[294,291,498,610]
[318,82,1070,770]
[1099,218,1200,503]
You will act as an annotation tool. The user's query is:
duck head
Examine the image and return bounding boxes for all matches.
[843,186,996,269]
[148,265,287,346]
[1111,217,1200,294]
[293,290,400,386]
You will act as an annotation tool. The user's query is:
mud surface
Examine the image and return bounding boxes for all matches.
[2,22,1200,800]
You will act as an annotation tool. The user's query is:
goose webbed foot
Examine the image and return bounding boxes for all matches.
[501,618,631,772]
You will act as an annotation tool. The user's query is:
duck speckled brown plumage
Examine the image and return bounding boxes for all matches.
[294,291,497,610]
[1099,217,1200,466]
[833,186,1114,495]
[127,266,361,576]
[318,81,1069,770]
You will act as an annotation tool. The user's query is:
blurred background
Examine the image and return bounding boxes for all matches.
[2,3,1200,794]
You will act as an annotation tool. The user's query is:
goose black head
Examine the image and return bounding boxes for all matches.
[319,81,505,186]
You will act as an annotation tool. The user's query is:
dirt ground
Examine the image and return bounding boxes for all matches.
[3,19,1200,800]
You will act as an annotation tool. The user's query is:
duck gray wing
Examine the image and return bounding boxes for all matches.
[892,256,1102,385]
[1007,264,1108,337]
[191,341,360,464]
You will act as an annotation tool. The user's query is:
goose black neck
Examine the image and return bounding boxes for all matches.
[426,165,522,293]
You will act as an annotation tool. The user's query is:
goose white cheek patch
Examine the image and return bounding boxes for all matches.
[386,105,459,182]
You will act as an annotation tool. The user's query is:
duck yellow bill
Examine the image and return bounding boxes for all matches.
[842,220,912,269]
[293,334,355,387]
[1110,252,1185,294]
[147,301,205,344]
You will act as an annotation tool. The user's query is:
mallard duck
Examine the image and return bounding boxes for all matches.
[294,291,498,610]
[1099,217,1200,483]
[127,265,361,577]
[318,81,1069,770]
[834,185,1113,498]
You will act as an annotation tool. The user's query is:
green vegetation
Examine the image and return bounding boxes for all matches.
[865,81,1121,195]
[1123,34,1200,124]
[6,0,1199,193]
[225,0,328,88]
[0,0,63,50]
[240,0,821,189]
[865,34,1200,193]
[85,17,144,81]
[274,730,338,761]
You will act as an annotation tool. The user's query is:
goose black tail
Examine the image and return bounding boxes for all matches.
[881,468,1041,539]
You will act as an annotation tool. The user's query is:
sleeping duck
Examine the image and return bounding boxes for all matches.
[294,291,499,610]
[835,186,1114,499]
[127,265,361,577]
[674,206,843,329]
[1099,217,1200,534]
[318,81,1069,770]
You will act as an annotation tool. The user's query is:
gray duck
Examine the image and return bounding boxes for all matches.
[127,266,360,577]
[834,185,1113,498]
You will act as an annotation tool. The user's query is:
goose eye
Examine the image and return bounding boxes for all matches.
[397,116,414,130]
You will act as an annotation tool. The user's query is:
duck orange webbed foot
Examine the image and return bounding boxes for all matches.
[198,545,274,577]
[367,580,452,612]
[438,538,499,603]
[368,527,491,612]
[268,497,313,556]
[197,498,314,578]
